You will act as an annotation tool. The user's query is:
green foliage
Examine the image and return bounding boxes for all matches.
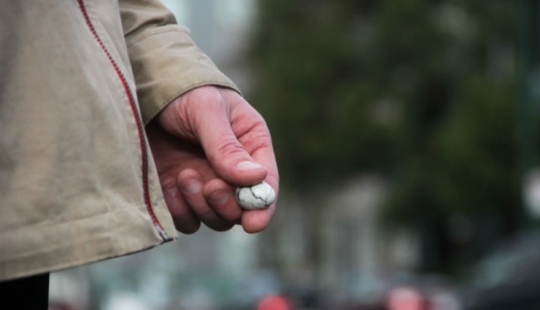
[246,0,518,220]
[386,75,519,224]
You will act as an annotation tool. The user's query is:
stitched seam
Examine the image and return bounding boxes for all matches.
[76,0,167,239]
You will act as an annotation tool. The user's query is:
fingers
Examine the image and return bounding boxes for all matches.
[161,179,201,234]
[237,136,279,231]
[242,205,276,234]
[241,173,279,233]
[203,178,243,222]
[175,168,276,233]
[177,169,236,231]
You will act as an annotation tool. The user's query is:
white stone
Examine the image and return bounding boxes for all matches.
[235,181,276,210]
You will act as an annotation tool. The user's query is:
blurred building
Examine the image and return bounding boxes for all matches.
[161,0,255,89]
[269,176,420,306]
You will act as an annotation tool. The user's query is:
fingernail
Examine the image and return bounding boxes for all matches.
[236,161,264,171]
[208,190,230,205]
[180,179,202,195]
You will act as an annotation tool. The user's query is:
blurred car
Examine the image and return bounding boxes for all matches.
[325,271,460,310]
[384,276,460,310]
[459,230,540,310]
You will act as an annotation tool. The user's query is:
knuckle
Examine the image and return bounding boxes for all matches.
[214,138,246,160]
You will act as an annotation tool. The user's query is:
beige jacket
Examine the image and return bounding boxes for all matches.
[0,0,238,281]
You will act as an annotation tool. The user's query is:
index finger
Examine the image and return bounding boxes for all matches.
[231,110,279,232]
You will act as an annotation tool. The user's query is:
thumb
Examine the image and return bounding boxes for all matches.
[194,98,267,186]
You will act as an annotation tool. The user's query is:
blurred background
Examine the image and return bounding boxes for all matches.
[49,0,540,309]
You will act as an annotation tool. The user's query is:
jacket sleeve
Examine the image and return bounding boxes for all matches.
[119,0,240,124]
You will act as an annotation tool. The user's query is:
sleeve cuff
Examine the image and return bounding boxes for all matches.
[127,26,240,124]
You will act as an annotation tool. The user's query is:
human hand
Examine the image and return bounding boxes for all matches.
[146,86,278,234]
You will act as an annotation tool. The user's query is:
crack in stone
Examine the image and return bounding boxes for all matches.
[236,182,275,210]
[249,187,269,206]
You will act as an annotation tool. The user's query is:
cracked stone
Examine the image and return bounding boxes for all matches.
[235,181,276,210]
